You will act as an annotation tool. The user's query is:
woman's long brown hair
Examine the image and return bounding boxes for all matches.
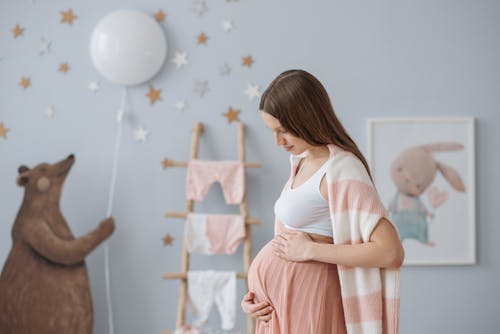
[259,69,373,181]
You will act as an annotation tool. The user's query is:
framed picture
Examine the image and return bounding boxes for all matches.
[367,117,475,265]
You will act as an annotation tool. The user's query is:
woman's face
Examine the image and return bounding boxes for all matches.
[261,111,310,155]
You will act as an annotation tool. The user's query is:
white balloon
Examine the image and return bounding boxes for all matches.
[90,10,167,86]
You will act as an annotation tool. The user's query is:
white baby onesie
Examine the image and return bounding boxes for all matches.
[187,270,236,330]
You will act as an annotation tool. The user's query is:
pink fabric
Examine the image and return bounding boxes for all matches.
[186,160,245,204]
[325,145,400,334]
[174,325,199,334]
[343,292,383,323]
[248,239,347,334]
[205,214,245,254]
[328,179,389,215]
[383,298,400,334]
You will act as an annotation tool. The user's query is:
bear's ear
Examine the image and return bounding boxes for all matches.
[18,165,30,174]
[16,175,29,187]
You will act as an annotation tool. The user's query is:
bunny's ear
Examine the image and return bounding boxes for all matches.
[421,142,464,152]
[436,161,466,192]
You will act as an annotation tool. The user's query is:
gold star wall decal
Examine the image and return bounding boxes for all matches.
[60,9,77,25]
[146,85,161,104]
[19,77,31,89]
[58,62,70,74]
[155,9,166,22]
[0,122,10,139]
[162,234,174,246]
[161,159,171,169]
[197,32,208,45]
[223,107,241,123]
[12,24,25,38]
[242,55,254,67]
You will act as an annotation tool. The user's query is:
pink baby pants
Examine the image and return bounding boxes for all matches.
[186,160,245,204]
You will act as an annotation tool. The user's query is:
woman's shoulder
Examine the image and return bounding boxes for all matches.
[325,150,372,185]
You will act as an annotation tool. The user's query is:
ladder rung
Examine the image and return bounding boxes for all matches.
[163,272,248,280]
[165,211,261,225]
[162,160,262,168]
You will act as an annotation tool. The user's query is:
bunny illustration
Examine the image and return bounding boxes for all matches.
[388,142,466,246]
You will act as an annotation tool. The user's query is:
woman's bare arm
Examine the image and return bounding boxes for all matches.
[305,218,404,268]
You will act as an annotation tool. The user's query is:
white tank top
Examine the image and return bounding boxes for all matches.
[274,158,333,237]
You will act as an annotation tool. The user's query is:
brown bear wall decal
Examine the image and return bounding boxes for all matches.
[0,154,115,334]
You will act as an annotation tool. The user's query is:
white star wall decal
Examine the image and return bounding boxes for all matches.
[222,19,235,32]
[193,1,208,16]
[244,83,261,100]
[88,81,101,93]
[193,80,209,97]
[219,63,231,76]
[44,105,55,119]
[133,127,150,143]
[175,99,187,111]
[38,37,52,55]
[171,50,188,69]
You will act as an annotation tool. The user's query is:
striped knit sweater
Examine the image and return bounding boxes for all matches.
[275,144,400,334]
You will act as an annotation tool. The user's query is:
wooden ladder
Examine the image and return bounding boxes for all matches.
[162,121,261,334]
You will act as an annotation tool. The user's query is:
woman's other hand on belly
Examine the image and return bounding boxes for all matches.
[241,291,273,323]
[272,230,315,262]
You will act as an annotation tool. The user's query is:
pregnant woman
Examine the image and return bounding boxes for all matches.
[243,70,404,334]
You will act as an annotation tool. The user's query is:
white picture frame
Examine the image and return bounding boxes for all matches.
[367,117,476,265]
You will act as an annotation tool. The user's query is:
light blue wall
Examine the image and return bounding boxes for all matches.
[1,1,499,333]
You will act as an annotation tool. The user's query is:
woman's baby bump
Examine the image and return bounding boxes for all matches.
[247,229,333,305]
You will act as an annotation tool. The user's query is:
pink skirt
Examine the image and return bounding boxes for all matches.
[248,238,347,334]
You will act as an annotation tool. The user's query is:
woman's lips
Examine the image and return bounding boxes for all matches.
[284,145,293,151]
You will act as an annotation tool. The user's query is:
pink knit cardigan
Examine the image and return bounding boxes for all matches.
[275,144,400,334]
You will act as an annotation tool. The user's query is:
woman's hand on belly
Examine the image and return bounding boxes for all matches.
[272,230,315,262]
[241,291,273,323]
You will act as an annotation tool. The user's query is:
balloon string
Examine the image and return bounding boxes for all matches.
[104,86,128,334]
[106,87,127,216]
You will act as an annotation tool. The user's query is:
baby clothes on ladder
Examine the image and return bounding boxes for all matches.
[185,213,246,255]
[185,214,210,254]
[187,270,236,330]
[206,214,245,254]
[186,160,245,204]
